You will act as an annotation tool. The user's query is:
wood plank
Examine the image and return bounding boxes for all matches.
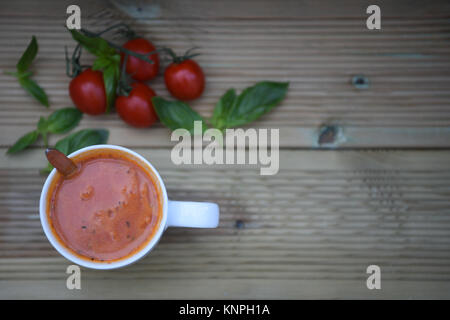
[0,2,449,148]
[2,148,450,170]
[1,279,450,299]
[1,0,450,300]
[2,0,450,19]
[0,149,449,298]
[3,124,450,149]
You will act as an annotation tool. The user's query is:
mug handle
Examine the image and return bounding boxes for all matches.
[167,200,219,228]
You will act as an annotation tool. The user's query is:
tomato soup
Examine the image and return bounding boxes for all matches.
[46,148,163,262]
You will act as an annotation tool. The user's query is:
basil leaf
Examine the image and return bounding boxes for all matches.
[6,36,49,108]
[18,77,49,107]
[46,107,82,134]
[17,36,38,73]
[152,97,207,134]
[211,88,237,130]
[54,129,109,155]
[6,130,39,154]
[215,81,289,130]
[45,128,109,174]
[69,29,116,57]
[102,67,118,112]
[69,129,109,152]
[53,134,71,155]
[92,55,112,70]
[93,55,120,112]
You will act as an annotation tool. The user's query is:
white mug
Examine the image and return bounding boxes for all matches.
[39,144,219,270]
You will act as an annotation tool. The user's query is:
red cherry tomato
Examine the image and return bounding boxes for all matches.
[69,68,107,115]
[121,38,159,81]
[164,59,205,101]
[115,83,158,128]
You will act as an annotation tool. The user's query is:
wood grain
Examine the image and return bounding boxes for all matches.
[0,1,450,148]
[0,0,450,299]
[1,149,450,298]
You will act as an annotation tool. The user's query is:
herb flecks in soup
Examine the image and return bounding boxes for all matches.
[48,149,162,262]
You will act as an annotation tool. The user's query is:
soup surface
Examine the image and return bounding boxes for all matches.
[47,148,162,262]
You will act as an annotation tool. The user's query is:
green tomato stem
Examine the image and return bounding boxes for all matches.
[42,132,48,148]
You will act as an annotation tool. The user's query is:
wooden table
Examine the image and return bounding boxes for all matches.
[1,0,450,299]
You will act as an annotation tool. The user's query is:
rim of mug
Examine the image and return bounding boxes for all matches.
[39,144,169,270]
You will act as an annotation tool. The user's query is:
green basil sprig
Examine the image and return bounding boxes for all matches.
[4,36,49,107]
[41,128,109,173]
[6,131,40,154]
[210,88,237,131]
[44,107,83,134]
[152,97,208,134]
[93,55,120,112]
[6,107,82,154]
[152,81,289,133]
[16,36,38,73]
[211,81,289,130]
[69,30,121,112]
